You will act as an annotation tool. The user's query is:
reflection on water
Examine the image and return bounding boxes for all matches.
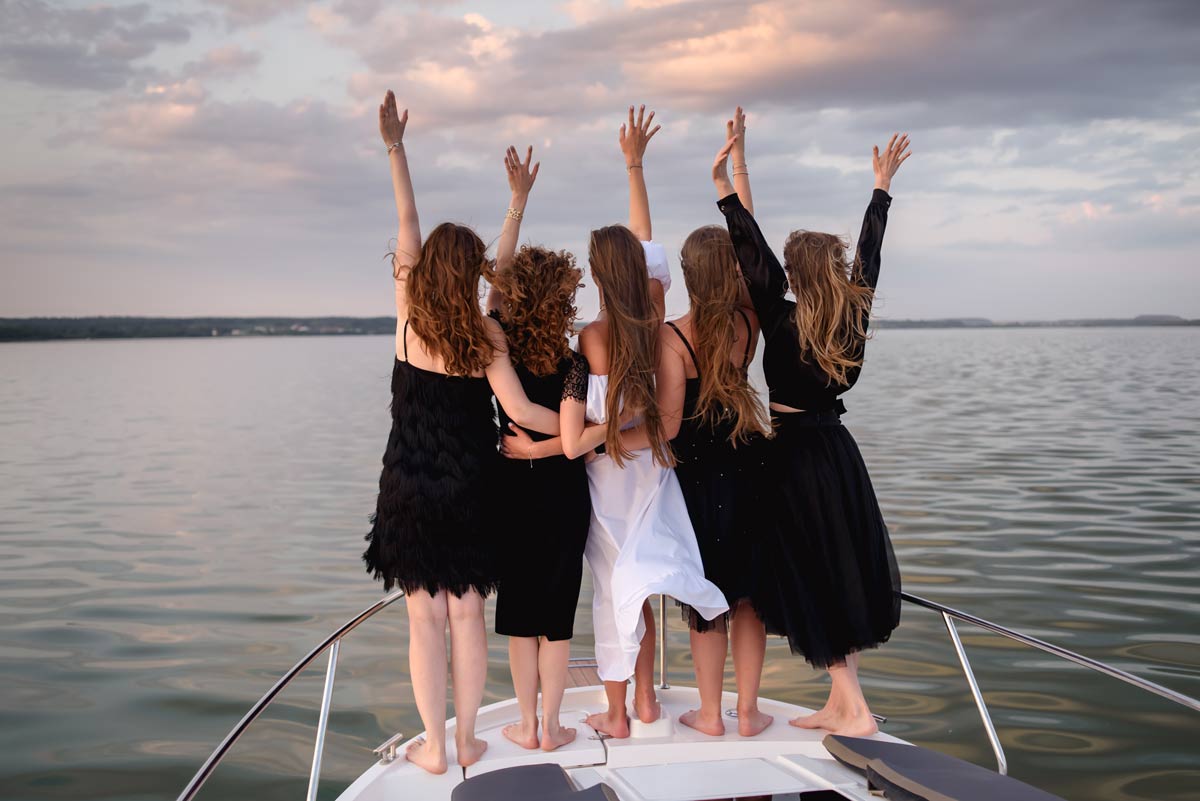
[0,329,1197,801]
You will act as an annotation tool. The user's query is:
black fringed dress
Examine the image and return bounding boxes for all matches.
[362,320,499,598]
[718,189,902,669]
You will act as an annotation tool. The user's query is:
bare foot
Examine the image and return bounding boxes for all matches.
[585,709,631,739]
[678,708,725,736]
[633,690,661,724]
[789,706,834,730]
[541,725,577,751]
[502,721,539,750]
[456,735,488,767]
[828,711,879,738]
[405,738,448,775]
[737,708,774,737]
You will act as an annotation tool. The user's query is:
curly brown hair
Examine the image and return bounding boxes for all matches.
[493,246,583,377]
[403,222,496,376]
[782,230,875,387]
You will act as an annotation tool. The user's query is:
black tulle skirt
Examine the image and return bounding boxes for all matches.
[751,410,901,668]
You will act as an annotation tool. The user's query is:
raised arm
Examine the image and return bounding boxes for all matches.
[856,133,910,290]
[713,138,788,321]
[486,145,540,313]
[379,90,419,325]
[727,106,754,216]
[483,318,560,435]
[620,104,660,242]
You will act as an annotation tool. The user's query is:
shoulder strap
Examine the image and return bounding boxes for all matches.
[402,319,409,361]
[665,321,699,372]
[736,308,753,368]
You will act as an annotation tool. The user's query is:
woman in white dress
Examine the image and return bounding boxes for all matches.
[559,106,728,739]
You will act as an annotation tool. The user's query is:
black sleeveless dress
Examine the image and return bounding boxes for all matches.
[491,313,591,640]
[362,321,500,597]
[667,315,764,633]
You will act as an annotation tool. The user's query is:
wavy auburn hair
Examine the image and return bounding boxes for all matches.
[493,246,582,377]
[401,222,496,376]
[588,225,672,468]
[782,230,875,387]
[679,227,771,443]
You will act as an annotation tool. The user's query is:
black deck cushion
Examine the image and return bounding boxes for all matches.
[451,763,618,801]
[823,735,1067,801]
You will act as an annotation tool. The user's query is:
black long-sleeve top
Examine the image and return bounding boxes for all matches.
[717,188,891,413]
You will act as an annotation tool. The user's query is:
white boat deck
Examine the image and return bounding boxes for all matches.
[337,684,904,801]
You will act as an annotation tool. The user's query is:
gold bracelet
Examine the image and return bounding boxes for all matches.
[506,207,523,221]
[386,141,403,154]
[733,162,748,170]
[626,163,643,173]
[733,169,749,176]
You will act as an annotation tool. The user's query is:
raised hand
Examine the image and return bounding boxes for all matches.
[726,106,747,164]
[872,133,912,193]
[505,145,540,199]
[712,134,739,193]
[619,104,661,168]
[379,90,408,149]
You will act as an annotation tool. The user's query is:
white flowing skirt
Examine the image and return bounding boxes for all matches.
[584,448,729,682]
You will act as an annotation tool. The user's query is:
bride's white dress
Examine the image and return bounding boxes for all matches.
[583,372,729,681]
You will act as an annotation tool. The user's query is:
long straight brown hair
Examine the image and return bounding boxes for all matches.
[783,231,875,386]
[403,222,495,376]
[679,226,771,443]
[588,225,672,467]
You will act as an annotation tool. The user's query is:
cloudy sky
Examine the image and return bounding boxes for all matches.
[2,0,1198,321]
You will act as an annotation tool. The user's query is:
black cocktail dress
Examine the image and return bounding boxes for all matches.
[718,189,902,668]
[667,315,764,633]
[362,320,499,597]
[491,313,591,641]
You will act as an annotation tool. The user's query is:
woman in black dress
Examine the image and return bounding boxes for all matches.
[484,146,593,753]
[617,210,776,738]
[713,112,910,737]
[362,92,562,774]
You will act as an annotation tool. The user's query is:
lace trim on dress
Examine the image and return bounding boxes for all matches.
[562,352,588,403]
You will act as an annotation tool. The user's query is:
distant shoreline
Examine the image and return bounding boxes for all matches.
[0,315,1196,342]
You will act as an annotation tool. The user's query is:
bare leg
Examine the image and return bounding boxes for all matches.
[730,601,773,736]
[586,680,631,738]
[404,590,449,774]
[790,651,877,736]
[503,637,540,749]
[633,601,661,724]
[447,590,490,766]
[538,637,576,751]
[678,624,727,736]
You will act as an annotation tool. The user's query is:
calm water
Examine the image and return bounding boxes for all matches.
[1,329,1198,801]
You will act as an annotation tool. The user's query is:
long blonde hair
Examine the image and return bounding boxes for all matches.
[782,231,875,386]
[492,246,582,377]
[403,222,496,376]
[588,226,672,467]
[679,227,771,443]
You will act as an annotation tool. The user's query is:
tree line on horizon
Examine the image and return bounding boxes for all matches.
[0,314,1195,342]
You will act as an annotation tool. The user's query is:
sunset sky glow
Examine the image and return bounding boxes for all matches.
[2,0,1198,320]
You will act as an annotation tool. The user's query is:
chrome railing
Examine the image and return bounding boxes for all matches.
[176,589,405,801]
[898,591,1200,774]
[178,589,1199,800]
